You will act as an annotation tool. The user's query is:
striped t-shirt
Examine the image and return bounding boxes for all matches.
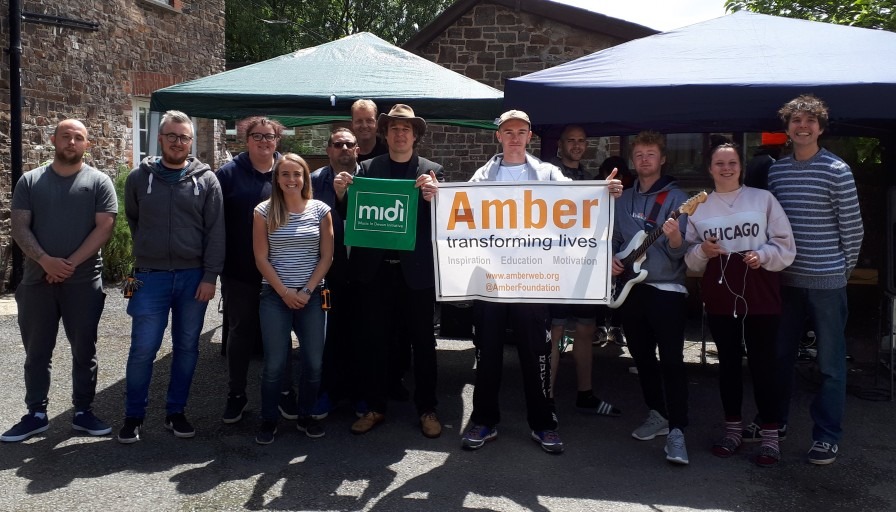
[256,199,331,288]
[767,148,864,289]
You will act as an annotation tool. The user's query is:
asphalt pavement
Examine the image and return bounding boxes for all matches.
[0,288,894,512]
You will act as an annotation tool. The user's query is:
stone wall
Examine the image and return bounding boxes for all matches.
[0,0,225,279]
[410,2,632,181]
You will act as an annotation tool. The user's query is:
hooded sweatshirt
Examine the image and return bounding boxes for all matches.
[125,156,225,284]
[215,151,279,284]
[612,175,689,291]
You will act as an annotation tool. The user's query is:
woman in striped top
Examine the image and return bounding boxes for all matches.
[253,153,334,444]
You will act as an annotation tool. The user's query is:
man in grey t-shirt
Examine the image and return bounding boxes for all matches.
[1,119,117,443]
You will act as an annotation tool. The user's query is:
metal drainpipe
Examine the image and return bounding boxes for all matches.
[8,0,23,290]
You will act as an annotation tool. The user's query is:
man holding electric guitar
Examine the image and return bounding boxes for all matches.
[611,131,692,465]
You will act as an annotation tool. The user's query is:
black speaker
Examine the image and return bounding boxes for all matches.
[887,187,896,295]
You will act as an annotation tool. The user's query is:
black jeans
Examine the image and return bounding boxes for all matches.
[707,314,779,425]
[471,301,558,432]
[620,286,689,430]
[221,276,262,397]
[17,279,105,412]
[319,276,356,401]
[353,261,437,415]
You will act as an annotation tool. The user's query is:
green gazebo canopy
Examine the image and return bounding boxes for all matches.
[151,32,504,129]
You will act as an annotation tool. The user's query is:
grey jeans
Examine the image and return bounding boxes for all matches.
[16,278,106,412]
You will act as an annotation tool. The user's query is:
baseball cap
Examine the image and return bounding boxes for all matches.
[495,110,531,129]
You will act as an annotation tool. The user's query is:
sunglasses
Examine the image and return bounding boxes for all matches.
[329,141,357,149]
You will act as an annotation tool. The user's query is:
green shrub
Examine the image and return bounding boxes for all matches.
[102,167,133,283]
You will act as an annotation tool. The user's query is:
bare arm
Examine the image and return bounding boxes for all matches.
[253,211,304,309]
[67,212,116,267]
[299,212,334,304]
[11,209,74,280]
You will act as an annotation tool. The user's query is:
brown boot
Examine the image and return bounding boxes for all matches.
[351,411,385,435]
[420,411,442,438]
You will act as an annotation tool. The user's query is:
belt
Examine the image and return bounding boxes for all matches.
[135,268,175,273]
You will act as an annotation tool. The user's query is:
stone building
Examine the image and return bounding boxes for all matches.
[403,0,656,181]
[0,0,225,275]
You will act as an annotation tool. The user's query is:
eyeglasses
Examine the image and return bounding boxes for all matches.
[249,133,278,142]
[162,133,193,144]
[329,141,357,149]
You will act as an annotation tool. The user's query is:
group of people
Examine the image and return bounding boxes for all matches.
[2,94,863,469]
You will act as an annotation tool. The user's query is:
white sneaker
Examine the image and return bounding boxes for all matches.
[665,428,689,465]
[632,409,669,440]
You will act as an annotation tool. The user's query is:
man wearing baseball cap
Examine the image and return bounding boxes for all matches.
[460,110,623,454]
[333,104,444,439]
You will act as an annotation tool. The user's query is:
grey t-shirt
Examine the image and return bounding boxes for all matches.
[11,164,118,285]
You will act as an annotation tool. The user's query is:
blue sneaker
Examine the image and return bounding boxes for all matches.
[310,393,332,420]
[354,400,369,419]
[461,424,497,450]
[1,412,49,442]
[531,430,564,454]
[72,410,112,436]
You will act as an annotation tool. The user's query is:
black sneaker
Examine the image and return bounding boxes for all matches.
[164,413,196,438]
[278,390,298,420]
[72,410,112,436]
[1,412,49,442]
[296,416,326,438]
[255,421,277,445]
[743,422,787,442]
[222,394,248,424]
[117,417,143,444]
[607,327,626,346]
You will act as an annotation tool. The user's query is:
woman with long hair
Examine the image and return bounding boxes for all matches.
[684,141,795,466]
[253,153,334,444]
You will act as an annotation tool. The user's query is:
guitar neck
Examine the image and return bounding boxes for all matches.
[623,210,682,265]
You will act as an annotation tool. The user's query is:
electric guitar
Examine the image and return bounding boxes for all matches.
[608,191,708,309]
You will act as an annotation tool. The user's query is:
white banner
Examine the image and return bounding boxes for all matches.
[432,181,614,303]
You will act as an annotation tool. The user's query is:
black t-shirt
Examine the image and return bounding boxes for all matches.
[359,139,388,163]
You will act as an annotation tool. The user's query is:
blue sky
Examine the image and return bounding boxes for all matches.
[555,0,729,31]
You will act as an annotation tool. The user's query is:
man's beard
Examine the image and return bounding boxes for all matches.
[55,148,83,166]
[162,149,188,167]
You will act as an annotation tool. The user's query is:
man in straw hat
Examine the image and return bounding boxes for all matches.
[333,104,444,438]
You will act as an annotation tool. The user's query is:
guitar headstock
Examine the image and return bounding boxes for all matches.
[678,191,708,216]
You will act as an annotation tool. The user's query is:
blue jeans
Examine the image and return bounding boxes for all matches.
[125,268,208,418]
[258,285,326,421]
[777,286,848,444]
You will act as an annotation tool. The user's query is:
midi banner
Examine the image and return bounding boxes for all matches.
[344,177,419,251]
[431,181,614,303]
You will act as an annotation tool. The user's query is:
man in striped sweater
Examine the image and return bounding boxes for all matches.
[767,94,864,465]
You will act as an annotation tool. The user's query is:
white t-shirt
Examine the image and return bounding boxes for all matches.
[256,199,330,288]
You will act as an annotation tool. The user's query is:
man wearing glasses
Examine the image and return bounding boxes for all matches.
[309,128,361,419]
[118,110,224,443]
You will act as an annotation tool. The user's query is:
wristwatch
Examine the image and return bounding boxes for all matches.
[300,287,313,295]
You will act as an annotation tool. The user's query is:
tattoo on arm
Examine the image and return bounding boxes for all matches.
[10,209,46,261]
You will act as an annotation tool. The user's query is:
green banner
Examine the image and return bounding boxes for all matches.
[344,177,419,251]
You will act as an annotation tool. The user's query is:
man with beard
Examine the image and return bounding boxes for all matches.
[549,124,589,180]
[2,119,117,442]
[352,99,388,163]
[308,128,362,417]
[117,110,224,443]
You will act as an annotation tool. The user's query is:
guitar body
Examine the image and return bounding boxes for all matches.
[606,190,708,310]
[609,231,649,309]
